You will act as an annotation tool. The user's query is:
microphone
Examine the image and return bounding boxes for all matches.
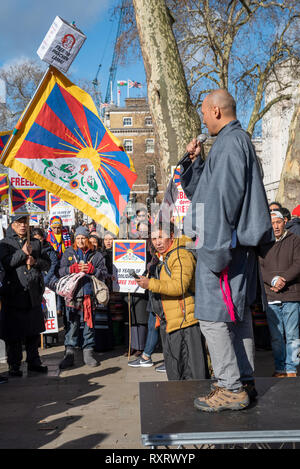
[177,133,208,166]
[128,268,148,279]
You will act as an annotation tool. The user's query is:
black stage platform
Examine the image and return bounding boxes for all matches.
[140,378,300,448]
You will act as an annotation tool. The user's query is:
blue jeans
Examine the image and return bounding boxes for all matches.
[143,312,159,358]
[64,307,95,350]
[266,302,300,373]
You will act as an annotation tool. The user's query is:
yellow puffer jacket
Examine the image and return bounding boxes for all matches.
[148,236,198,333]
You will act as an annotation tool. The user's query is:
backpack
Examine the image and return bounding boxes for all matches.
[91,276,109,306]
[56,272,85,301]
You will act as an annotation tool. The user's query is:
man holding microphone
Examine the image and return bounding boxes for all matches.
[180,89,273,412]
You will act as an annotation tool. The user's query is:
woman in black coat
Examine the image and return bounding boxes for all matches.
[0,216,51,376]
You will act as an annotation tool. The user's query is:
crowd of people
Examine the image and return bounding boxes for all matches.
[0,200,299,397]
[0,89,299,416]
[0,209,169,382]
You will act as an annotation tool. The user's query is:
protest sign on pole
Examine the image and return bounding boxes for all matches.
[49,194,75,226]
[42,288,58,334]
[29,215,40,226]
[171,166,190,221]
[112,240,146,293]
[9,169,48,215]
[0,215,8,230]
[37,16,86,73]
[0,173,9,206]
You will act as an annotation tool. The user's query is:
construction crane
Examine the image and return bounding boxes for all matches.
[92,64,102,113]
[92,1,126,114]
[104,1,126,105]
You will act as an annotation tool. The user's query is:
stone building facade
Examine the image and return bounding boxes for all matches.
[104,97,163,204]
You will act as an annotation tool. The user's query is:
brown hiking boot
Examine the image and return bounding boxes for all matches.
[210,380,258,403]
[286,372,297,377]
[194,386,250,412]
[272,372,286,378]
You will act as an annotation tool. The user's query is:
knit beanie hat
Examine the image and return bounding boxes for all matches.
[74,226,90,238]
[50,216,62,227]
[292,205,300,217]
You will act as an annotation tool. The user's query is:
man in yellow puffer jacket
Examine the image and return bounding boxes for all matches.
[136,222,209,381]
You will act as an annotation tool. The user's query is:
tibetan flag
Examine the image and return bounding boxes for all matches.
[11,188,47,214]
[173,167,181,188]
[0,173,9,205]
[49,194,62,208]
[1,67,137,235]
[0,131,11,155]
[114,241,146,263]
[29,215,39,225]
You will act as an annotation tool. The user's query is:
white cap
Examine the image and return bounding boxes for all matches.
[270,210,284,220]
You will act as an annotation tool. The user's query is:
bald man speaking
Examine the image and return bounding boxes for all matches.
[180,89,274,412]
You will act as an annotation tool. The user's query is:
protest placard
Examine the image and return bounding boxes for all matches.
[49,194,75,226]
[37,16,86,73]
[171,166,190,220]
[42,288,58,334]
[9,169,47,215]
[112,240,146,293]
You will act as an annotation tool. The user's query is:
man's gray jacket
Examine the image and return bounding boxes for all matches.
[180,120,274,322]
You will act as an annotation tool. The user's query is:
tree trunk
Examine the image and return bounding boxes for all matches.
[276,84,300,211]
[132,0,202,187]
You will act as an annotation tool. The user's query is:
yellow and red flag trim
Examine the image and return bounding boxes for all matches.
[0,130,12,156]
[1,67,136,234]
[0,173,9,205]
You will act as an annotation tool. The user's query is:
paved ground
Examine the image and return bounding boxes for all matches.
[0,337,275,449]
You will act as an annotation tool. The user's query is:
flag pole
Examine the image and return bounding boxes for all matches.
[0,66,51,165]
[117,86,120,107]
[26,222,31,271]
[127,79,130,98]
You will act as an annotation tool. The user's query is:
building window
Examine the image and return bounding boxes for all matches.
[145,138,155,153]
[123,117,132,127]
[146,165,156,182]
[123,139,133,153]
[145,116,152,126]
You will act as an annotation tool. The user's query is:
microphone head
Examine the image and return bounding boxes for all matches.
[196,133,208,143]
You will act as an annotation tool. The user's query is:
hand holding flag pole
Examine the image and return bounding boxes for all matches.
[22,226,32,270]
